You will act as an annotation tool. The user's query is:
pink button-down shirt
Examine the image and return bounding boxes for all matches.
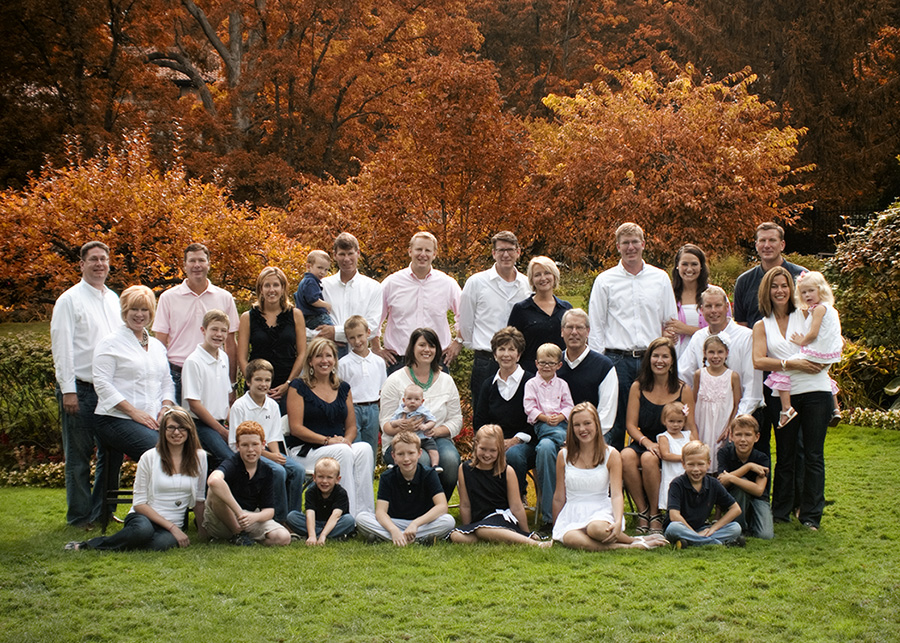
[523,375,574,425]
[378,267,461,354]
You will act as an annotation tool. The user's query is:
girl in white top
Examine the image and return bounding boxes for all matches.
[764,271,842,427]
[67,407,207,551]
[657,402,693,511]
[552,402,667,550]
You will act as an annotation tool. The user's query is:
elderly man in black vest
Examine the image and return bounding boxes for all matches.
[532,308,618,534]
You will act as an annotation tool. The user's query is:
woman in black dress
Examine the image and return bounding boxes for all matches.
[238,266,307,414]
[507,256,572,369]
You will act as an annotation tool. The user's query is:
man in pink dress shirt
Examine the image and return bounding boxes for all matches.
[152,243,240,403]
[373,232,462,373]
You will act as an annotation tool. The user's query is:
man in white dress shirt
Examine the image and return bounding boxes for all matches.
[316,232,383,358]
[588,222,677,450]
[373,231,462,373]
[678,286,765,450]
[50,241,121,527]
[458,231,531,410]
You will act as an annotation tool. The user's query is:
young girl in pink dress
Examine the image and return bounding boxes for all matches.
[693,334,741,472]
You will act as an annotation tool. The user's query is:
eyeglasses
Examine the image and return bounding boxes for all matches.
[494,247,518,255]
[165,426,188,434]
[536,361,560,367]
[562,325,587,331]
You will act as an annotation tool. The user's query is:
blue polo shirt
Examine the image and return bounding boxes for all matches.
[377,463,443,520]
[733,259,805,328]
[716,443,771,501]
[217,452,275,512]
[667,474,736,531]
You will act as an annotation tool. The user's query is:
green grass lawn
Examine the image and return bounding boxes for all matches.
[1,425,899,643]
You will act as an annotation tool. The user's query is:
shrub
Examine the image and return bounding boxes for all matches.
[2,458,137,488]
[831,341,900,410]
[844,408,900,431]
[0,333,60,466]
[829,200,900,348]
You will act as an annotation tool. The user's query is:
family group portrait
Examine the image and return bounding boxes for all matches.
[2,0,899,641]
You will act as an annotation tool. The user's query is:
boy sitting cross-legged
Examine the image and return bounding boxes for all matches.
[664,440,744,548]
[355,431,455,546]
[229,358,303,522]
[204,421,291,546]
[286,457,356,545]
[716,415,774,540]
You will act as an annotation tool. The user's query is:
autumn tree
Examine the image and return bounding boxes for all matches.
[651,0,900,208]
[285,55,531,278]
[0,132,307,314]
[527,65,811,267]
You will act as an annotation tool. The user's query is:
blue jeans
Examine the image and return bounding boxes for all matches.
[57,382,107,526]
[534,421,567,523]
[285,512,356,539]
[506,442,536,499]
[168,363,183,410]
[194,421,234,472]
[94,415,160,502]
[772,390,831,528]
[353,402,380,455]
[262,455,304,523]
[83,512,179,551]
[469,352,498,414]
[606,353,641,451]
[304,310,335,331]
[730,487,774,539]
[384,437,460,498]
[665,520,743,546]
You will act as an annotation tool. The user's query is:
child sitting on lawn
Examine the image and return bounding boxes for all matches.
[716,415,774,540]
[664,440,744,548]
[285,457,356,545]
[355,431,455,545]
[204,421,291,547]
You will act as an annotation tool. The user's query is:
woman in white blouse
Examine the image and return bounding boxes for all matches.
[379,328,462,497]
[93,285,176,466]
[66,407,207,551]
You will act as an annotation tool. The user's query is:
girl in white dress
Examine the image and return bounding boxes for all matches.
[657,402,692,511]
[765,271,843,427]
[551,402,667,550]
[693,334,741,471]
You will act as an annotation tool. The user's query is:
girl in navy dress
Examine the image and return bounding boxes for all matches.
[449,425,551,548]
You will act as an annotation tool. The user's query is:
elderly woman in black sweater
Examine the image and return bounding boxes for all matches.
[473,327,536,501]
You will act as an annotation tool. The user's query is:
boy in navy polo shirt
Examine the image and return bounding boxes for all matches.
[204,421,291,546]
[665,440,744,548]
[355,432,455,545]
[285,457,356,545]
[717,415,774,540]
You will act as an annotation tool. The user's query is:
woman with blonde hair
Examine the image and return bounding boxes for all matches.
[286,336,374,516]
[507,256,573,367]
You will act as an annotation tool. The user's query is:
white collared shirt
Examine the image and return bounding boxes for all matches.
[93,326,175,419]
[588,261,677,353]
[50,279,121,393]
[338,350,387,403]
[181,344,231,421]
[678,320,763,415]
[459,265,531,351]
[492,365,530,443]
[564,346,591,369]
[321,271,383,343]
[229,392,282,450]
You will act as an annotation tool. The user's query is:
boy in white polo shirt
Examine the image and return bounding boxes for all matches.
[230,359,303,521]
[181,309,234,471]
[337,315,387,456]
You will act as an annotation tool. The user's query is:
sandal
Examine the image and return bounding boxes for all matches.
[778,407,797,428]
[649,513,664,535]
[634,509,650,534]
[64,541,84,551]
